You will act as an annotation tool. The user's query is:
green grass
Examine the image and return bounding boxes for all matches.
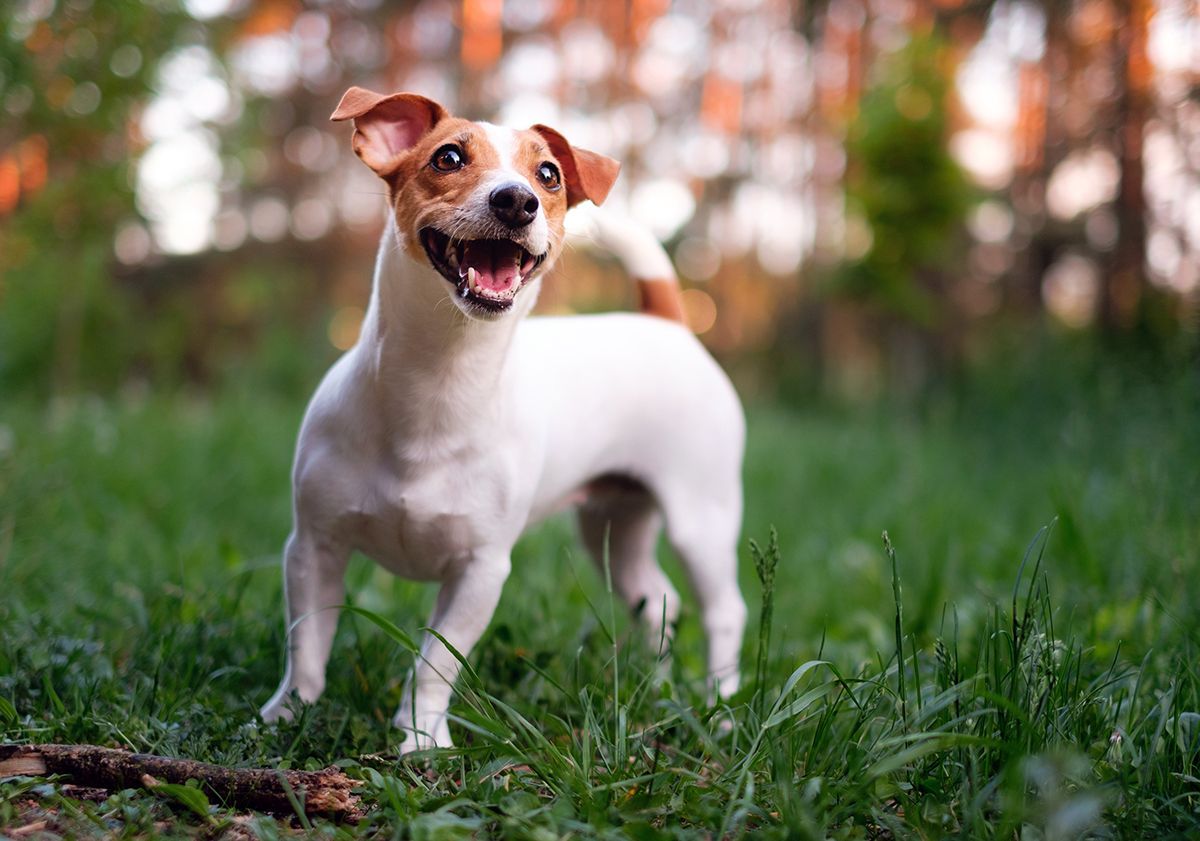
[2,347,1199,838]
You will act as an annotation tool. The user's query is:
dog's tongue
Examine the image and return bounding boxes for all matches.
[462,240,522,292]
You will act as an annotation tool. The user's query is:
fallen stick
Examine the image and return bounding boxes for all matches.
[0,744,361,821]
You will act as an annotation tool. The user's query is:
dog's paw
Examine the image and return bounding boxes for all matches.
[395,712,453,755]
[397,732,452,756]
[259,698,296,724]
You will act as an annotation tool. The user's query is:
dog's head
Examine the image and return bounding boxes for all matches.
[332,87,620,321]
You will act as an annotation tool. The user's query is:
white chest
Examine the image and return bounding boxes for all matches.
[347,450,524,581]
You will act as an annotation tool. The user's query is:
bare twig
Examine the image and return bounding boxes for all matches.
[0,744,362,821]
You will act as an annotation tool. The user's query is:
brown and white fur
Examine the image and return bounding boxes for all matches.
[259,88,747,754]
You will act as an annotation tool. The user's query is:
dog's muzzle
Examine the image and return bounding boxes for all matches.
[420,228,547,312]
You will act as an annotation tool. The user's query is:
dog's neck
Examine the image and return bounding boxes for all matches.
[356,219,538,442]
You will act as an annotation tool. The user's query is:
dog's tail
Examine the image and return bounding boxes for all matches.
[572,208,687,325]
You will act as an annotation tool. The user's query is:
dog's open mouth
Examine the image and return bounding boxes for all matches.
[421,228,546,312]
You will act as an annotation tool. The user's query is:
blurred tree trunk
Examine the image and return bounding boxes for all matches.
[1103,0,1151,330]
[1010,0,1072,317]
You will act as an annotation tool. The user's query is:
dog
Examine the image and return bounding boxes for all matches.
[259,87,747,754]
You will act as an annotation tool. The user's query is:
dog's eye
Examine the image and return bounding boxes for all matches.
[536,162,561,191]
[431,145,465,172]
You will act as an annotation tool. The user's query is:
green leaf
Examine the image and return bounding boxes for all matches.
[0,695,17,725]
[763,682,834,729]
[868,733,996,779]
[764,660,832,724]
[336,605,420,653]
[144,779,213,823]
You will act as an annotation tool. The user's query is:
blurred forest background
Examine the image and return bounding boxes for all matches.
[1,0,1197,404]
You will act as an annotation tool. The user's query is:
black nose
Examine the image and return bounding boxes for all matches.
[489,184,539,228]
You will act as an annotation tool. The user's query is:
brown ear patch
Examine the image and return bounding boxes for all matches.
[331,87,448,178]
[530,124,620,208]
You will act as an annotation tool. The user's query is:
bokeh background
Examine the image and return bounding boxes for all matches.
[0,0,1197,402]
[3,9,1200,834]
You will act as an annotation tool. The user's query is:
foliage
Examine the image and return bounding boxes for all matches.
[0,3,332,398]
[834,34,975,325]
[1,347,1198,837]
[0,2,195,394]
[1,3,1190,402]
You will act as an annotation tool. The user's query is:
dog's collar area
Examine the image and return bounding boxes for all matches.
[420,227,546,313]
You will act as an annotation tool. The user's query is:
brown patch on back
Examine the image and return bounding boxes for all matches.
[637,278,688,325]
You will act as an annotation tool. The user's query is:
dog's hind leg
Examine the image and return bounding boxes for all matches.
[260,531,350,722]
[659,488,747,700]
[577,482,681,656]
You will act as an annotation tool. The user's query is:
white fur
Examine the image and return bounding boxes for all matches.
[471,123,549,255]
[569,204,678,280]
[479,122,527,185]
[260,175,747,755]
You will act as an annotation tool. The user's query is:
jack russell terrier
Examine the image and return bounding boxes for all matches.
[259,87,747,754]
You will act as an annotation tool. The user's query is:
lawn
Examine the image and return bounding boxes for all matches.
[2,342,1198,838]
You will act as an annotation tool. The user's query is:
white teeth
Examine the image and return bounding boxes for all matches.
[456,264,527,307]
[472,276,522,302]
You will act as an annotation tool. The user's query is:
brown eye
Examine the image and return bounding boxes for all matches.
[431,145,465,172]
[536,162,561,191]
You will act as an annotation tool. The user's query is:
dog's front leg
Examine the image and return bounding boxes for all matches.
[395,551,512,754]
[260,531,350,723]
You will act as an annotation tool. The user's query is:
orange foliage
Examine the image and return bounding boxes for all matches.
[1015,62,1047,171]
[1070,0,1116,44]
[24,21,54,53]
[0,156,19,216]
[630,0,669,42]
[701,74,743,135]
[240,0,298,38]
[462,0,503,70]
[0,136,49,216]
[1126,0,1153,95]
[20,136,49,196]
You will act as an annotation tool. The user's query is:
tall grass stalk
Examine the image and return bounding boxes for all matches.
[884,529,907,727]
[749,527,780,717]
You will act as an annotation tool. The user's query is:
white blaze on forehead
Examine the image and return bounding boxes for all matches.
[472,121,549,255]
[479,122,532,189]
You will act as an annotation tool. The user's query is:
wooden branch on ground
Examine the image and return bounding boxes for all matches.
[0,744,362,821]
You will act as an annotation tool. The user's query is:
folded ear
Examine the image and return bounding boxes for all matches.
[530,124,621,208]
[331,87,447,177]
